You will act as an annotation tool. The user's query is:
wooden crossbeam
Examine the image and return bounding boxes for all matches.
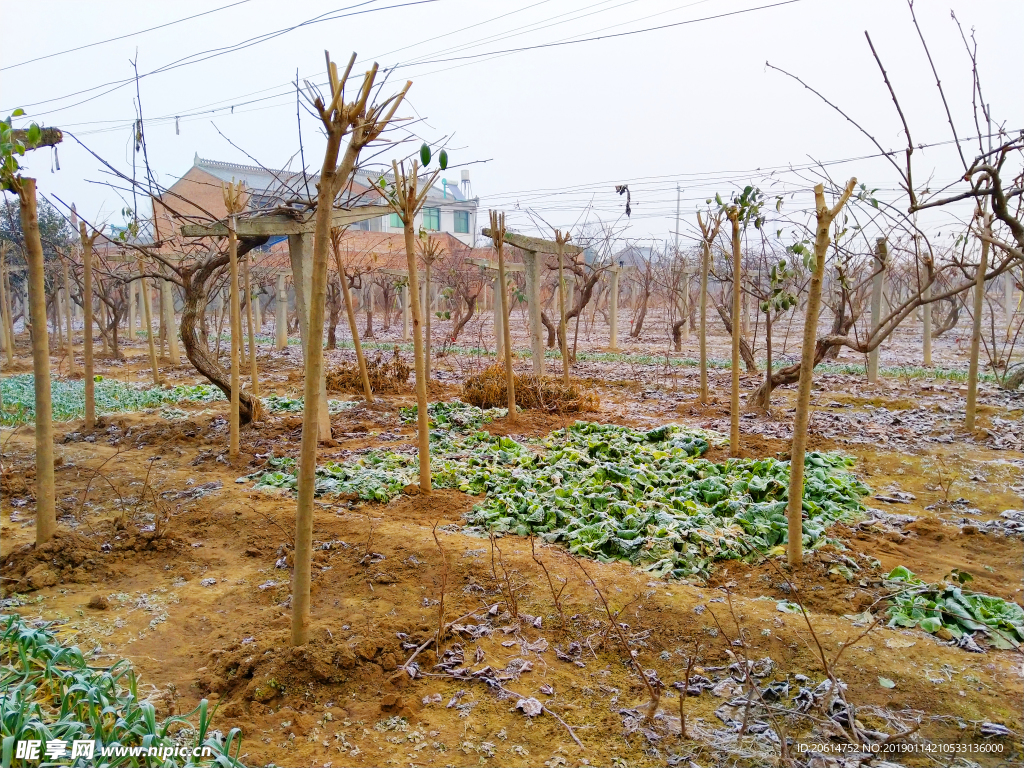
[180,205,390,238]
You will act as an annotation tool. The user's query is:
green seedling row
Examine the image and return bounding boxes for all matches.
[0,614,245,767]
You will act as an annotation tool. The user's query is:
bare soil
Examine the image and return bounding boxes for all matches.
[1,320,1022,768]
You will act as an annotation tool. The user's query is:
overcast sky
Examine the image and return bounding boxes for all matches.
[3,0,1021,247]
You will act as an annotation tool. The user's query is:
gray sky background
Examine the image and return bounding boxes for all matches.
[3,0,1021,247]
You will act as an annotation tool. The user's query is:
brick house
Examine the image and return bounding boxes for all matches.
[154,154,480,249]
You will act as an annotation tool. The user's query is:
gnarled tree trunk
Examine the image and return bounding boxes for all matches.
[671,320,686,353]
[714,301,758,373]
[451,293,476,342]
[179,239,266,424]
[931,297,960,337]
[540,310,557,348]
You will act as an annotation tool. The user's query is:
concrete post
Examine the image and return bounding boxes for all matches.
[275,273,288,349]
[521,250,544,375]
[99,299,109,354]
[162,279,180,363]
[419,281,427,327]
[867,238,887,384]
[682,268,691,342]
[287,234,331,440]
[922,282,932,367]
[254,287,263,333]
[492,273,504,360]
[127,280,136,339]
[1007,272,1016,338]
[609,266,620,351]
[155,287,167,357]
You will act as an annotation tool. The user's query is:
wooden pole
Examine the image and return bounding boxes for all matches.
[292,54,404,647]
[786,180,856,567]
[80,222,98,428]
[288,233,332,440]
[61,256,76,374]
[401,283,410,341]
[275,273,288,349]
[19,179,57,544]
[332,237,373,403]
[728,211,742,458]
[54,285,63,353]
[424,257,432,381]
[966,212,990,431]
[227,213,242,460]
[243,252,259,395]
[401,173,431,494]
[698,235,711,404]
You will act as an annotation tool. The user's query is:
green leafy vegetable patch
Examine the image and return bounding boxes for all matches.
[247,401,870,580]
[884,566,1024,649]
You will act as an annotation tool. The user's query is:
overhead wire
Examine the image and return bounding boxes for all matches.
[3,0,440,116]
[11,0,986,241]
[0,0,255,71]
[45,0,681,135]
[15,0,796,128]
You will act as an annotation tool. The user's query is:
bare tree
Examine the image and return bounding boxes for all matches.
[290,51,409,646]
[787,179,856,567]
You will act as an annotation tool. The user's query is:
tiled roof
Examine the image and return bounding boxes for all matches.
[193,155,473,209]
[252,231,503,274]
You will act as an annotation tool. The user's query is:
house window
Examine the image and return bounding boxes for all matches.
[423,207,440,231]
[454,210,469,234]
[390,213,402,228]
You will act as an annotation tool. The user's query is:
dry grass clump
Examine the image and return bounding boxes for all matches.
[462,363,599,413]
[326,347,411,394]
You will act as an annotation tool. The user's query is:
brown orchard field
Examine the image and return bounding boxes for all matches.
[2,308,1022,768]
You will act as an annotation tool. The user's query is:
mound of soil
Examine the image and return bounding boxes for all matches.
[201,625,412,718]
[1,531,106,592]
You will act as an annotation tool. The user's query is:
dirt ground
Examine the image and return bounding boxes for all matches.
[1,314,1022,768]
